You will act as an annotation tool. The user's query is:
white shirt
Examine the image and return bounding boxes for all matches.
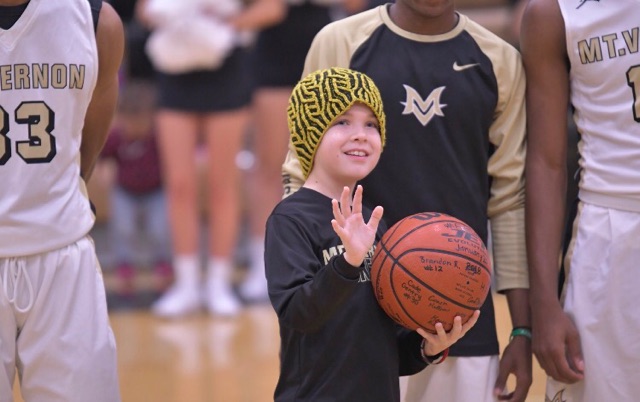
[559,0,640,212]
[0,0,98,256]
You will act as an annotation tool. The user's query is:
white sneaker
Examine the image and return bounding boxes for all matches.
[205,280,241,317]
[151,285,202,318]
[239,270,269,303]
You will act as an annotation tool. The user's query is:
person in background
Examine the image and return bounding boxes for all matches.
[107,0,155,80]
[281,1,532,401]
[521,0,640,401]
[0,0,124,400]
[101,80,172,295]
[136,0,286,317]
[266,67,479,401]
[241,0,365,303]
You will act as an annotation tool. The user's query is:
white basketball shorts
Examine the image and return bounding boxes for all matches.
[546,202,640,401]
[0,236,120,402]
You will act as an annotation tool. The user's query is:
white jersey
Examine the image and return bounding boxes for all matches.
[559,0,640,212]
[0,0,98,257]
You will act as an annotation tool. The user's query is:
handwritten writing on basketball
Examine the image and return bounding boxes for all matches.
[401,280,423,305]
[370,212,491,332]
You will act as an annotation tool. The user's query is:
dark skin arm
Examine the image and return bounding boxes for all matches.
[80,2,124,181]
[520,0,584,384]
[495,288,532,401]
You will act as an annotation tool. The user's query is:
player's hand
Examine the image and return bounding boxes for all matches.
[417,310,480,356]
[494,334,532,401]
[532,303,584,383]
[331,185,383,267]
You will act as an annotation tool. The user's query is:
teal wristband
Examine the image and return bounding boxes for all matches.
[510,327,532,342]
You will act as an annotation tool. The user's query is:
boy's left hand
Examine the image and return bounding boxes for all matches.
[417,310,481,356]
[331,185,383,267]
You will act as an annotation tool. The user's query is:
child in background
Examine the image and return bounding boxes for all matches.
[265,67,479,401]
[101,80,172,294]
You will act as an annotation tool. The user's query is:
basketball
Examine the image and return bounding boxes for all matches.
[370,212,491,333]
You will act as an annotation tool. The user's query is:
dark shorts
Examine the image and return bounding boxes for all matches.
[156,47,253,112]
[251,4,332,88]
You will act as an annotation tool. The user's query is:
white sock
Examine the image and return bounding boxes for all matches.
[173,255,200,289]
[207,257,234,285]
[206,257,240,315]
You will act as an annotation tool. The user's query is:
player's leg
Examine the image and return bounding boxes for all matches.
[402,356,499,402]
[202,108,249,316]
[151,111,203,317]
[18,237,120,402]
[240,87,292,303]
[546,203,640,401]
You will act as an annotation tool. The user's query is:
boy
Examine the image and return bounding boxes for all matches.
[265,67,479,401]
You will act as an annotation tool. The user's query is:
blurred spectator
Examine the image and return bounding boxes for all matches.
[137,0,286,318]
[242,0,365,303]
[107,0,155,82]
[101,80,172,295]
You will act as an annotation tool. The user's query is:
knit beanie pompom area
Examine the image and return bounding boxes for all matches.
[287,67,386,179]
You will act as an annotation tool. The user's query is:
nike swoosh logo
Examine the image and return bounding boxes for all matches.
[453,62,480,72]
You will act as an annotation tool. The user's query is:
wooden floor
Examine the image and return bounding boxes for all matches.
[13,290,547,402]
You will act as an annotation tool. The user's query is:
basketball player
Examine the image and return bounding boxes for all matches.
[521,1,640,401]
[266,67,479,401]
[281,1,532,401]
[0,0,124,401]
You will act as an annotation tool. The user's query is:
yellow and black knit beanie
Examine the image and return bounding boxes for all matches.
[287,67,386,178]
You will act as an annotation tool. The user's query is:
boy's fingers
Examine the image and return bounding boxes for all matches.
[331,199,345,225]
[368,206,384,229]
[461,310,481,335]
[331,219,344,237]
[340,186,351,216]
[352,185,363,214]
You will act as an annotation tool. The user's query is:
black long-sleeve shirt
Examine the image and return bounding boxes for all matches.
[265,187,427,402]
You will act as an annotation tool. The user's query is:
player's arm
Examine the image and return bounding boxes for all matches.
[282,144,306,197]
[521,0,584,384]
[80,2,124,181]
[486,52,528,290]
[483,24,532,402]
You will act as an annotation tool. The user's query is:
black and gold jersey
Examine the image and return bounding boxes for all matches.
[282,5,527,356]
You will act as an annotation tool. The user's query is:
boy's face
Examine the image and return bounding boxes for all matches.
[311,103,382,183]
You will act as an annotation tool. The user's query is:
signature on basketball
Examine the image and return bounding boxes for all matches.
[427,295,448,311]
[402,280,422,305]
[465,262,481,275]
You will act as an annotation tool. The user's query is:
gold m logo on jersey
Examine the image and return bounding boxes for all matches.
[400,85,447,126]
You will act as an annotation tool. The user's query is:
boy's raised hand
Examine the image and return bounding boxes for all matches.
[331,185,384,267]
[418,310,481,357]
